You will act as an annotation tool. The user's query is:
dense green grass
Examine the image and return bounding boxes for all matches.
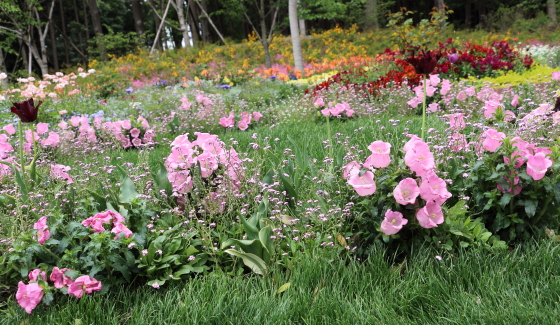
[2,240,559,324]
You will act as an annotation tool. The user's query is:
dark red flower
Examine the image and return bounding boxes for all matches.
[10,98,41,123]
[405,50,442,75]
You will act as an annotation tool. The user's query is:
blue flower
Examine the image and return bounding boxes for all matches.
[220,84,231,89]
[125,87,133,93]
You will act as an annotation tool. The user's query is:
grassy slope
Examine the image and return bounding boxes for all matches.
[2,241,559,324]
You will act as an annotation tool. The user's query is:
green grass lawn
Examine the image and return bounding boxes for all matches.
[2,240,559,324]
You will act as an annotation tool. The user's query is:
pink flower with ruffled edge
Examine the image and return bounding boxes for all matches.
[416,202,444,229]
[252,112,263,121]
[482,129,505,152]
[68,276,102,298]
[404,140,435,177]
[219,112,235,128]
[82,211,114,233]
[3,124,16,135]
[28,269,47,282]
[36,122,49,135]
[456,91,467,101]
[419,170,452,205]
[380,210,408,235]
[16,282,44,314]
[364,141,391,169]
[511,94,519,107]
[526,152,553,181]
[111,223,133,239]
[347,171,376,196]
[393,178,420,205]
[50,267,74,289]
[552,71,560,81]
[33,217,50,244]
[343,161,361,179]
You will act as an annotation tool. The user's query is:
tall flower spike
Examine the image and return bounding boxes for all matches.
[405,50,442,75]
[10,98,42,123]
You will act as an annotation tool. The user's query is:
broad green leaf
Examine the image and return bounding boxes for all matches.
[240,213,259,240]
[154,162,172,196]
[499,193,513,209]
[224,249,267,275]
[524,200,538,218]
[221,238,263,258]
[258,226,274,262]
[119,176,138,203]
[276,282,291,294]
[262,168,275,185]
[173,265,194,277]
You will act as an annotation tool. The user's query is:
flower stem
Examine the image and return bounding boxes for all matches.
[421,74,427,139]
[17,119,25,182]
[325,114,334,173]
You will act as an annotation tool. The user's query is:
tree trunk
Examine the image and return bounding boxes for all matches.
[548,0,557,26]
[200,0,210,42]
[171,0,192,47]
[82,0,90,43]
[364,0,378,30]
[72,0,85,65]
[49,22,59,72]
[188,0,201,44]
[59,0,70,66]
[465,0,471,29]
[259,0,271,68]
[437,0,445,29]
[130,0,145,37]
[0,47,8,89]
[87,0,107,61]
[148,0,163,51]
[289,0,303,72]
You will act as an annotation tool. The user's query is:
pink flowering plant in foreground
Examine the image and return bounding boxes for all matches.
[342,135,502,255]
[446,132,560,242]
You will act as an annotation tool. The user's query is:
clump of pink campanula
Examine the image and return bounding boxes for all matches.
[82,210,132,239]
[219,111,263,130]
[165,132,244,199]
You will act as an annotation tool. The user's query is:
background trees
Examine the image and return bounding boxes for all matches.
[0,0,557,78]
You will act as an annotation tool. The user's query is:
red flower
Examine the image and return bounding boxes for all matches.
[405,50,442,75]
[11,98,42,123]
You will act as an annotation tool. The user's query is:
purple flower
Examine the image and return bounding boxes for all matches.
[125,87,133,93]
[219,84,231,89]
[448,53,459,64]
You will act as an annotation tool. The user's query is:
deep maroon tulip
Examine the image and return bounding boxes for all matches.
[405,50,442,75]
[10,98,42,123]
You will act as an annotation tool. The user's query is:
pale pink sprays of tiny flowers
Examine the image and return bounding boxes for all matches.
[380,209,408,235]
[16,282,44,314]
[526,152,553,181]
[364,141,391,169]
[50,267,73,289]
[419,170,452,205]
[347,171,377,196]
[28,269,47,282]
[67,276,102,298]
[342,161,361,179]
[50,164,73,183]
[33,217,50,245]
[482,129,506,152]
[450,133,468,152]
[416,201,444,229]
[393,178,420,205]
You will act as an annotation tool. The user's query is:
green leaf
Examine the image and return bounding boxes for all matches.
[0,161,28,201]
[240,212,259,240]
[276,282,291,294]
[173,265,194,277]
[119,176,138,203]
[224,249,267,275]
[499,193,513,209]
[0,194,15,207]
[262,168,275,185]
[154,162,172,196]
[258,226,274,262]
[524,200,538,217]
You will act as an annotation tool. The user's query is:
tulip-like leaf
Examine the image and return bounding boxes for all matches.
[240,212,259,240]
[153,162,172,197]
[276,282,291,294]
[224,249,267,275]
[221,238,264,260]
[258,226,274,258]
[0,161,28,202]
[119,176,138,204]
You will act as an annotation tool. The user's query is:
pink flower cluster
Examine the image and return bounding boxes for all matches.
[17,268,101,314]
[219,111,263,130]
[23,122,60,152]
[165,132,243,196]
[482,129,554,193]
[343,140,392,196]
[59,115,98,144]
[82,210,133,239]
[33,217,50,245]
[407,74,451,112]
[344,136,452,236]
[3,70,93,101]
[101,116,154,148]
[50,164,74,183]
[315,98,355,118]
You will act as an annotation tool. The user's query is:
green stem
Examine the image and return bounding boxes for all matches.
[41,245,61,260]
[17,119,25,183]
[325,114,333,173]
[421,74,427,139]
